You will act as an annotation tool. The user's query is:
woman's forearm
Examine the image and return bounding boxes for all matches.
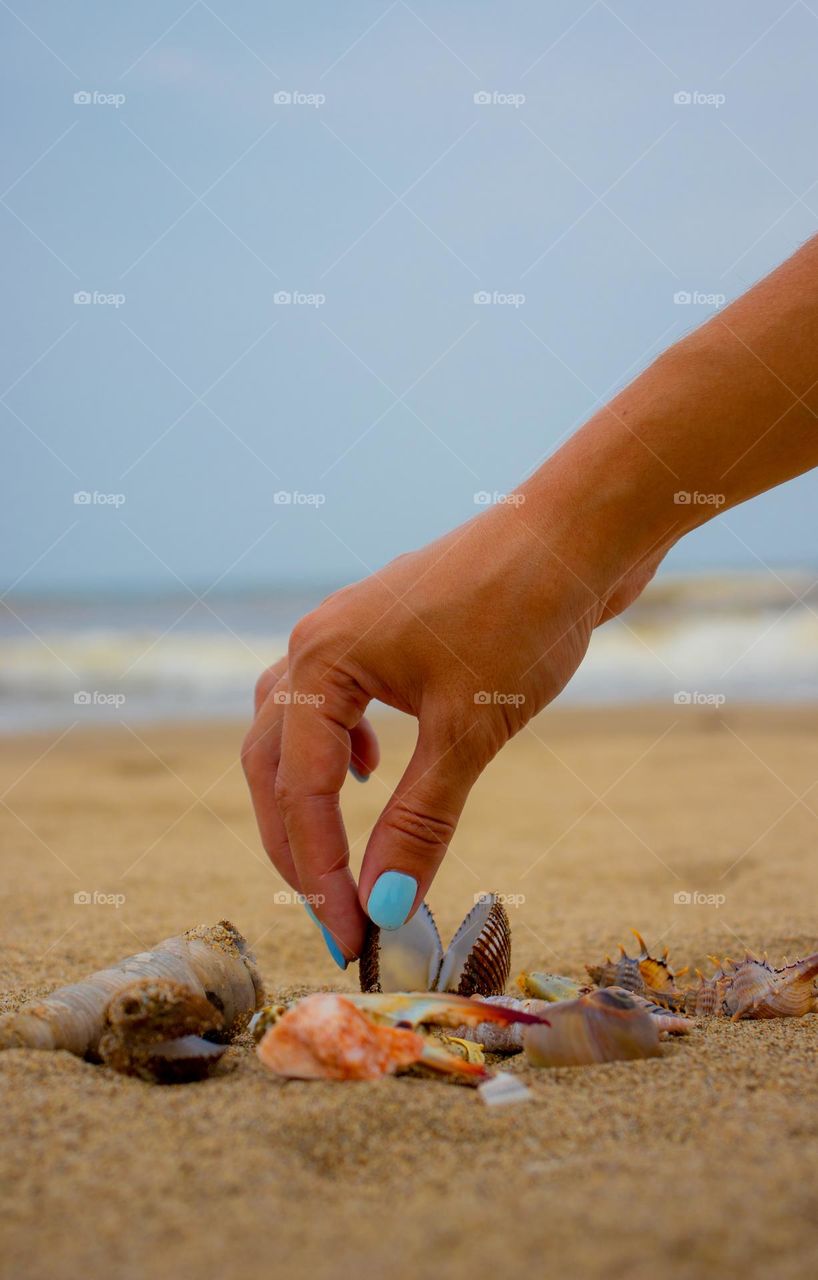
[520,234,818,606]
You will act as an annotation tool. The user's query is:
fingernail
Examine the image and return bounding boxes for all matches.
[302,902,348,969]
[349,764,369,782]
[320,925,348,970]
[367,871,417,930]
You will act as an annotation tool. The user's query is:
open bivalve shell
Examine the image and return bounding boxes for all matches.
[360,893,511,997]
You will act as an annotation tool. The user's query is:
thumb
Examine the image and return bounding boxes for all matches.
[358,720,478,930]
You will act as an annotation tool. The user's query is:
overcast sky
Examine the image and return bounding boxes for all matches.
[3,0,818,594]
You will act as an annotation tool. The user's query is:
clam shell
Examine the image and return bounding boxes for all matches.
[359,902,443,993]
[437,894,511,997]
[359,894,511,998]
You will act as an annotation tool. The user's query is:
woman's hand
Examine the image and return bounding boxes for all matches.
[245,235,818,966]
[242,485,651,966]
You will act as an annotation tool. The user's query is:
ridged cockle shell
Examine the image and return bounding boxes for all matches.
[360,894,511,997]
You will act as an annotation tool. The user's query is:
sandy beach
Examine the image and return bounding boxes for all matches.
[2,704,818,1280]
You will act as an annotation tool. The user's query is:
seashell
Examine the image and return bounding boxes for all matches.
[346,989,548,1032]
[478,1073,532,1107]
[586,932,687,1008]
[249,1003,288,1042]
[449,995,553,1054]
[257,993,426,1080]
[631,930,689,993]
[524,988,663,1068]
[438,1035,486,1066]
[516,971,588,1002]
[681,967,730,1017]
[626,991,693,1035]
[360,893,511,997]
[97,978,228,1083]
[722,951,818,1021]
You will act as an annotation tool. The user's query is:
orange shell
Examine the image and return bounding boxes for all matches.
[256,992,425,1080]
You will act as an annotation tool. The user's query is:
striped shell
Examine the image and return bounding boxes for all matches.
[722,951,818,1021]
[359,894,511,998]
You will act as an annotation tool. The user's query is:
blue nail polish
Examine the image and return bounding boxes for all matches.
[303,903,348,970]
[320,925,348,970]
[349,764,369,783]
[367,871,417,930]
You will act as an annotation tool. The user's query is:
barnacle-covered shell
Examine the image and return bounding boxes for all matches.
[437,894,511,996]
[524,988,663,1067]
[359,903,443,994]
[723,951,818,1021]
[359,894,511,998]
[98,978,228,1083]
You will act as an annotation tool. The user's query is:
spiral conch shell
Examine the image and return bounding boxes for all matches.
[586,931,687,1006]
[524,988,664,1067]
[360,894,511,997]
[721,952,818,1021]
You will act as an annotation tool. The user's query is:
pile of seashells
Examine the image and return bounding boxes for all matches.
[252,895,818,1091]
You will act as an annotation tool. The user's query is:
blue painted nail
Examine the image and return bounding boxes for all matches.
[367,871,417,930]
[303,902,347,969]
[320,925,348,970]
[349,764,369,782]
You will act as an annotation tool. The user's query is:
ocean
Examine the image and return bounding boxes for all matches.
[2,571,818,731]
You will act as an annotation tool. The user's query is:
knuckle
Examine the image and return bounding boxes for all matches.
[383,798,457,852]
[288,611,326,662]
[254,667,279,708]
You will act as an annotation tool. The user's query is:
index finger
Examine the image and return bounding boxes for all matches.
[275,669,369,963]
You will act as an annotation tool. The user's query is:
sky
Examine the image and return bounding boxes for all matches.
[3,0,818,596]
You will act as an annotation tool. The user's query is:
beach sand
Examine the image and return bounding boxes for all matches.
[2,705,818,1280]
